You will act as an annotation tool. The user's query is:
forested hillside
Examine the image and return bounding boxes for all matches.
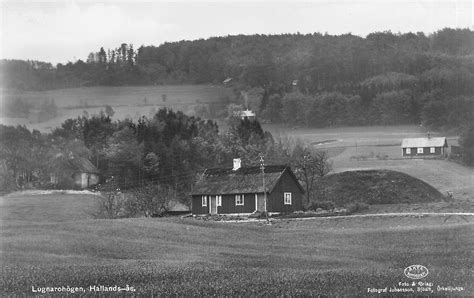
[1,28,473,130]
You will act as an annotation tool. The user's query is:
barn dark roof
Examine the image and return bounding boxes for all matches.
[191,165,301,195]
[69,157,100,174]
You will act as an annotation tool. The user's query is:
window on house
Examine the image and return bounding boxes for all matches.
[417,148,424,154]
[235,194,244,206]
[217,195,222,207]
[406,148,411,154]
[430,147,435,153]
[202,195,207,207]
[284,192,292,205]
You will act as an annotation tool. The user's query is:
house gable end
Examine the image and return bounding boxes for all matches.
[269,167,304,194]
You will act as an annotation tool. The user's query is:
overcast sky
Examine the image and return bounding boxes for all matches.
[1,0,472,64]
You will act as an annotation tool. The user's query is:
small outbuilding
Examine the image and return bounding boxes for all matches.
[238,109,256,120]
[49,154,100,189]
[50,157,100,189]
[191,159,304,215]
[401,137,448,158]
[70,157,100,188]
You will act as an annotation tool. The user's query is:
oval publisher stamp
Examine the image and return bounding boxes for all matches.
[404,265,429,279]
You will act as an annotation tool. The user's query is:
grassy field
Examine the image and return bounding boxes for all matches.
[1,193,473,295]
[0,85,233,132]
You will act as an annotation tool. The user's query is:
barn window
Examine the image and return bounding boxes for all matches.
[417,148,423,154]
[217,195,222,207]
[284,192,292,205]
[202,196,207,207]
[406,148,411,154]
[235,194,244,206]
[430,147,435,153]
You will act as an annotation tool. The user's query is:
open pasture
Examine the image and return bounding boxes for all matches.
[0,85,232,132]
[265,124,428,148]
[1,85,232,108]
[1,193,473,295]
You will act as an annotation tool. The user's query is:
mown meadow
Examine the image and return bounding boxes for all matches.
[0,85,232,132]
[1,192,472,295]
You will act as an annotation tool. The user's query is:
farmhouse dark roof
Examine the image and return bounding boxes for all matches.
[192,165,300,195]
[69,157,100,174]
[401,137,447,148]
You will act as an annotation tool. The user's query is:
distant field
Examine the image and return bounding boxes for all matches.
[0,85,233,132]
[1,193,473,295]
[265,124,459,150]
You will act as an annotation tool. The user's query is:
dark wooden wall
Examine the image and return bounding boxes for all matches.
[268,170,303,213]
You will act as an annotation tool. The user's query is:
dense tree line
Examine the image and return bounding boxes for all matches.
[259,89,474,131]
[1,28,473,130]
[2,29,472,90]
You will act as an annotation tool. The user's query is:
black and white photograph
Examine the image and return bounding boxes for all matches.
[0,0,473,295]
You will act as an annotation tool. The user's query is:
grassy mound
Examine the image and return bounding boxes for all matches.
[314,169,444,205]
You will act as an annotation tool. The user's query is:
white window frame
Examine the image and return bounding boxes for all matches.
[430,147,435,153]
[406,148,411,154]
[217,195,222,207]
[284,192,292,205]
[417,147,424,154]
[202,195,207,207]
[235,194,244,206]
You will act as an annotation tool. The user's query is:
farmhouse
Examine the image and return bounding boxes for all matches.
[191,159,304,215]
[70,157,100,188]
[401,137,448,158]
[50,157,100,189]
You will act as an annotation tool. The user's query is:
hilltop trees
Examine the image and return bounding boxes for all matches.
[1,29,472,92]
[1,28,473,130]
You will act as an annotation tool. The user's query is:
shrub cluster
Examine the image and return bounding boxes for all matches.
[346,202,369,213]
[305,201,336,211]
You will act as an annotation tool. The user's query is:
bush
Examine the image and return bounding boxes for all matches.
[306,200,336,211]
[249,211,269,219]
[55,176,76,190]
[93,191,139,219]
[346,202,369,214]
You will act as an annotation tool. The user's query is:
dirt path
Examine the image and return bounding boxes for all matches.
[294,212,474,220]
[218,212,474,223]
